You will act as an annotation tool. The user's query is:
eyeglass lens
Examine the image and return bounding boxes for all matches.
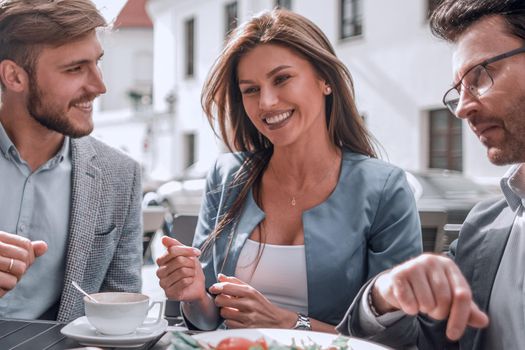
[444,65,493,114]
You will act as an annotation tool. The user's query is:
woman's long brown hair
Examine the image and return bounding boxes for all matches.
[199,8,378,254]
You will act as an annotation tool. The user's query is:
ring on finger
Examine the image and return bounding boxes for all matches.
[7,258,14,273]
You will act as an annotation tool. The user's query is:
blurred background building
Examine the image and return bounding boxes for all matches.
[92,0,508,186]
[82,1,508,293]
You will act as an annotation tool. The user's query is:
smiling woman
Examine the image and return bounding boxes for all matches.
[155,8,422,334]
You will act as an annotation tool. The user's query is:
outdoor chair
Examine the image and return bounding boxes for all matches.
[164,214,199,324]
[142,206,167,261]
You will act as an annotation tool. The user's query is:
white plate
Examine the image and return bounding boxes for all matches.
[61,316,168,348]
[192,328,391,350]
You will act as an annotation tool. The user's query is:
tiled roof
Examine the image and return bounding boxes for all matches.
[114,0,153,29]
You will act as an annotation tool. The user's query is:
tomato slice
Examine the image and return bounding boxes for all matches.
[215,337,268,350]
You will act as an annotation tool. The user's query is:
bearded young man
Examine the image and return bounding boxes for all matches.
[337,0,525,349]
[0,0,142,322]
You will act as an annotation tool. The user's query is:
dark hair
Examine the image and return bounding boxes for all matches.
[0,0,106,83]
[199,8,378,253]
[430,0,525,42]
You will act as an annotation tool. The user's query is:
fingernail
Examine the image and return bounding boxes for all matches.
[211,283,223,292]
[193,248,201,255]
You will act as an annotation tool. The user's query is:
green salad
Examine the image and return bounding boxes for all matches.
[169,331,353,350]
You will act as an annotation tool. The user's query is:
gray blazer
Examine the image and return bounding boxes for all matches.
[55,137,143,322]
[337,197,515,350]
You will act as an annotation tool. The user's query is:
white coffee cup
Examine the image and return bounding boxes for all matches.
[84,292,163,335]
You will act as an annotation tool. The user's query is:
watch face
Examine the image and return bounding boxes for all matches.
[293,314,311,330]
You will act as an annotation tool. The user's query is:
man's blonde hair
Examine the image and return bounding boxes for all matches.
[0,0,106,81]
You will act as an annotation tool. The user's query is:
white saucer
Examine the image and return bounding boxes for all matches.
[61,316,168,348]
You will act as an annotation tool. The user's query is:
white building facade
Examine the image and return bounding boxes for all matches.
[92,0,180,182]
[147,0,508,183]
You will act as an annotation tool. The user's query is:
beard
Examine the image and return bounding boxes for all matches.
[27,80,95,138]
[484,97,525,166]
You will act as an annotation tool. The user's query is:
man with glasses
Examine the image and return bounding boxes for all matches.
[337,0,525,348]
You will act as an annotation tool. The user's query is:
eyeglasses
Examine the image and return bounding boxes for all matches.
[442,46,525,115]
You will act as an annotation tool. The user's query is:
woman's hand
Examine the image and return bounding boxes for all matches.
[156,236,206,302]
[209,274,297,329]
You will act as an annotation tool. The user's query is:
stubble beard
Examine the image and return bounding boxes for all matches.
[485,96,525,166]
[27,80,94,139]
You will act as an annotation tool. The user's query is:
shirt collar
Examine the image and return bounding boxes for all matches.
[49,136,70,167]
[500,164,525,211]
[0,120,69,168]
[0,121,15,158]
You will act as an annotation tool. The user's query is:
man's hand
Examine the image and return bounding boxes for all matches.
[371,253,489,341]
[209,274,297,329]
[0,231,48,297]
[156,236,206,302]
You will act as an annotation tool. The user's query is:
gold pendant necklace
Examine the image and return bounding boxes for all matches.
[269,155,340,208]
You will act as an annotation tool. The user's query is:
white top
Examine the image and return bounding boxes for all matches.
[235,239,308,314]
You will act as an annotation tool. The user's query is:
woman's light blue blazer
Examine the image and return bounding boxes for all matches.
[191,149,422,327]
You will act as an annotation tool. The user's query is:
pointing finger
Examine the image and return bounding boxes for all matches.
[467,302,489,329]
[445,265,472,340]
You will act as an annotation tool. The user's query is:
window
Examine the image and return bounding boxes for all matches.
[427,0,442,19]
[130,51,153,106]
[184,133,196,168]
[428,109,463,171]
[225,2,238,38]
[340,0,362,39]
[184,18,195,78]
[275,0,292,10]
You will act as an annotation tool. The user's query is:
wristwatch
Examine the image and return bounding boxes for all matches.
[292,313,312,330]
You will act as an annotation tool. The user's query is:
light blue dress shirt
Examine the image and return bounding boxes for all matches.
[0,122,71,319]
[484,164,525,350]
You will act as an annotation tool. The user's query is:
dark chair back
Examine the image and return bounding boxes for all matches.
[419,210,447,253]
[164,214,199,323]
[170,214,199,246]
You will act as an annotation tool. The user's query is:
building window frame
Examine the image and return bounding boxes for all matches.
[184,17,195,78]
[184,132,196,168]
[428,108,463,171]
[224,1,238,38]
[340,0,363,40]
[275,0,292,10]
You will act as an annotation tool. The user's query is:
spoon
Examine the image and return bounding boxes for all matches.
[72,281,99,303]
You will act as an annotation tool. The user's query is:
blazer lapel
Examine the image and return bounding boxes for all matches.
[462,207,516,349]
[215,189,264,277]
[57,138,101,322]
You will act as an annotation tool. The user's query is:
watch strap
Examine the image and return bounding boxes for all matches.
[292,313,311,330]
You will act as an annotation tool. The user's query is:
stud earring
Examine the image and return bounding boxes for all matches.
[325,86,332,95]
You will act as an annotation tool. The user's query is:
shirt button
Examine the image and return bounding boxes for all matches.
[19,224,26,232]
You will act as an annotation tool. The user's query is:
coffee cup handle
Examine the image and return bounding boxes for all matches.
[136,301,163,333]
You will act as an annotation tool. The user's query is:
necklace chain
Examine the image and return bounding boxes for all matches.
[269,156,340,207]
